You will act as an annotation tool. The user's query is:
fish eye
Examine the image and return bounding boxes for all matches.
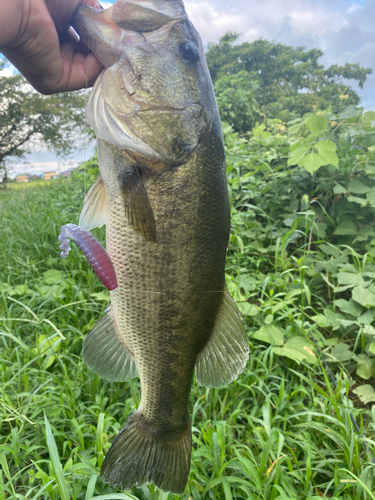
[179,42,200,64]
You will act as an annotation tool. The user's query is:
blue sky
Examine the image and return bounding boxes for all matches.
[9,0,375,175]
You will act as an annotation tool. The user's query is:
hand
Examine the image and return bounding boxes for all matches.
[0,0,104,94]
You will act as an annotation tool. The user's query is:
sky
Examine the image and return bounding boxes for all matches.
[7,0,375,176]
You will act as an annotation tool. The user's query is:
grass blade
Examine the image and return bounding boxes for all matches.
[85,474,98,500]
[0,451,15,496]
[96,412,105,468]
[44,413,70,500]
[91,495,139,500]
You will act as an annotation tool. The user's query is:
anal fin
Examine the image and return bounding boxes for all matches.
[195,290,249,388]
[82,307,138,382]
[79,175,107,230]
[120,166,156,242]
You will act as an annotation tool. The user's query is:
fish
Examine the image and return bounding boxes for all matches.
[60,0,249,494]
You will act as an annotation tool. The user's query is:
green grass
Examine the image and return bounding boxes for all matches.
[1,176,375,500]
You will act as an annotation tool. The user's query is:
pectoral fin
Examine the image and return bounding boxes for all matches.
[79,175,107,231]
[195,290,249,388]
[120,166,156,242]
[82,307,138,382]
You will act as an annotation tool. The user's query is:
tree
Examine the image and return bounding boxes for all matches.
[207,34,373,132]
[0,60,89,184]
[214,70,262,134]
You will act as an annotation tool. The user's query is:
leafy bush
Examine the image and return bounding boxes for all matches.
[225,104,375,388]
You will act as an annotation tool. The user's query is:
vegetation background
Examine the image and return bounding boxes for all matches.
[1,36,375,499]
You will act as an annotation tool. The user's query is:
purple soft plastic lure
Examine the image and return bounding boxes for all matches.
[59,223,118,291]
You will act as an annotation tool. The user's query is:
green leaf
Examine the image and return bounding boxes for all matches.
[364,325,375,336]
[44,414,70,500]
[311,314,331,328]
[0,282,11,292]
[334,221,357,236]
[339,105,363,119]
[355,225,374,242]
[91,292,110,302]
[43,269,63,284]
[287,140,311,166]
[334,298,362,317]
[353,384,375,404]
[352,287,375,308]
[284,337,317,364]
[299,151,327,173]
[324,308,343,327]
[273,346,306,364]
[331,343,354,362]
[356,354,375,380]
[237,302,259,317]
[333,184,347,195]
[368,342,375,355]
[348,180,372,194]
[314,140,339,167]
[359,310,375,325]
[306,114,328,135]
[319,244,340,257]
[337,272,365,287]
[347,195,367,207]
[366,188,375,206]
[361,111,375,124]
[285,289,302,300]
[252,325,284,346]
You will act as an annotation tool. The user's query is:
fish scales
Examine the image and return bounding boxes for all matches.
[62,0,250,494]
[102,133,228,430]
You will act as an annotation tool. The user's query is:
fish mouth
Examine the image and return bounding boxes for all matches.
[72,6,122,68]
[72,2,184,68]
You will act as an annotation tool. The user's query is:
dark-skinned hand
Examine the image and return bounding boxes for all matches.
[0,0,104,94]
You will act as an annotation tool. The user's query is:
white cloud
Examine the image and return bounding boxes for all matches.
[185,0,352,44]
[184,0,374,110]
[347,3,364,14]
[0,68,13,78]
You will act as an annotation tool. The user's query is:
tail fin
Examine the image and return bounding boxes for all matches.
[100,411,191,494]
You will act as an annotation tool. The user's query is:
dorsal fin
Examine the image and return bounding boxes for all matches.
[79,175,107,231]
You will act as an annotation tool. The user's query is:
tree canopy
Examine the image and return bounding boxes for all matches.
[206,34,373,133]
[0,61,89,182]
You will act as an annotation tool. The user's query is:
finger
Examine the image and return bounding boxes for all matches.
[75,37,90,55]
[59,27,79,48]
[46,0,104,35]
[59,44,104,91]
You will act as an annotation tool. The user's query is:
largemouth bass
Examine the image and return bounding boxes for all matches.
[60,0,249,493]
